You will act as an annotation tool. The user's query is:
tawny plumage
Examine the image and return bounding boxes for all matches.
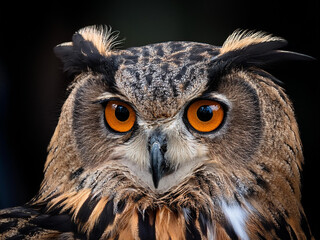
[0,26,314,239]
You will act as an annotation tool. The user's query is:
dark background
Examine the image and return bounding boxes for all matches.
[0,0,319,238]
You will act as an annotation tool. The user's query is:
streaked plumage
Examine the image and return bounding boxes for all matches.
[0,26,314,239]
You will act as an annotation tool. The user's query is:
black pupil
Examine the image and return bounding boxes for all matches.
[197,105,213,122]
[115,105,130,121]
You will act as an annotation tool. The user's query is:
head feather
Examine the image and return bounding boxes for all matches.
[77,25,122,56]
[220,29,285,55]
[54,25,122,76]
[212,29,314,69]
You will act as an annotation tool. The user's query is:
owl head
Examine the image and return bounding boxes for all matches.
[32,26,313,239]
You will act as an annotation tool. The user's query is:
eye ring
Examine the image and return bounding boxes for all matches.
[104,100,136,133]
[186,99,224,133]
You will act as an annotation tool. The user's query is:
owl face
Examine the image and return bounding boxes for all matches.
[45,26,307,195]
[59,34,267,194]
[34,26,313,239]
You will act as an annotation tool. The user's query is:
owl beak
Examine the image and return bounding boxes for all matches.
[148,130,170,188]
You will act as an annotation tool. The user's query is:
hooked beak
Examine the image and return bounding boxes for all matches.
[148,130,170,188]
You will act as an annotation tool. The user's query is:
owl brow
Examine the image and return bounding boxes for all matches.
[198,92,231,108]
[92,92,129,104]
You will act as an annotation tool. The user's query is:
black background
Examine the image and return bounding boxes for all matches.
[0,0,319,238]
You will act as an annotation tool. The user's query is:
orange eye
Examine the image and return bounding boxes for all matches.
[105,100,136,133]
[186,99,224,133]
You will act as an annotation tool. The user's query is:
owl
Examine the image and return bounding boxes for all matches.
[0,26,314,240]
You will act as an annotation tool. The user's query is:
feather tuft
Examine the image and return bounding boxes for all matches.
[210,29,314,72]
[54,25,122,77]
[220,29,285,55]
[77,25,123,56]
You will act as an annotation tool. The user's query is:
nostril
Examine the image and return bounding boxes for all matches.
[161,142,167,153]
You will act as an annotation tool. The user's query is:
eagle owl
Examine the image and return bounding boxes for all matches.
[0,26,314,240]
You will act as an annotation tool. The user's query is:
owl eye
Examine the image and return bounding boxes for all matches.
[104,100,136,133]
[186,99,224,133]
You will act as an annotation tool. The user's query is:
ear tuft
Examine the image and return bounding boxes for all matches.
[77,25,121,56]
[214,29,314,67]
[54,25,122,76]
[220,29,285,55]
